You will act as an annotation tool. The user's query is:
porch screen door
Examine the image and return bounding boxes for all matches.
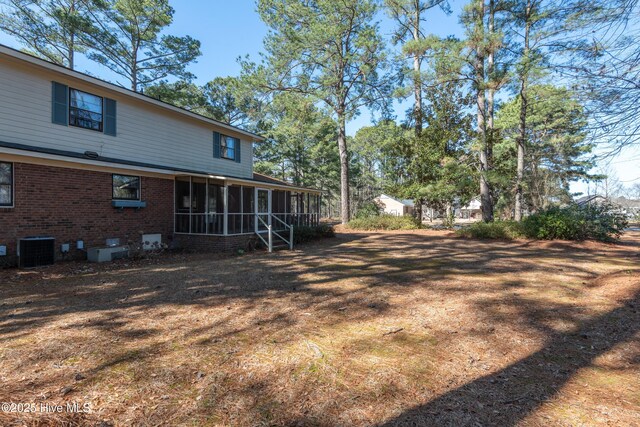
[256,188,271,232]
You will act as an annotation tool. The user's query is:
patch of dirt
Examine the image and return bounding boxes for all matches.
[1,230,639,426]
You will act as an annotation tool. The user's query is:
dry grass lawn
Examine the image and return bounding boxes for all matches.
[1,229,639,426]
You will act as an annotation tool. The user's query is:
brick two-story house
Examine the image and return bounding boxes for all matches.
[0,44,321,267]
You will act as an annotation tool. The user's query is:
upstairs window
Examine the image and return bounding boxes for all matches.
[221,135,238,160]
[69,88,103,131]
[112,174,140,200]
[0,162,13,207]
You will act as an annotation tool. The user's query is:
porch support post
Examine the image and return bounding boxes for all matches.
[223,183,228,235]
[289,224,294,250]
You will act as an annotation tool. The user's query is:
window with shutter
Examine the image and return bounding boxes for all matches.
[69,88,103,131]
[218,134,240,161]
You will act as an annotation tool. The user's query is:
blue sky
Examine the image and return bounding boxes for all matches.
[161,0,462,135]
[0,0,637,194]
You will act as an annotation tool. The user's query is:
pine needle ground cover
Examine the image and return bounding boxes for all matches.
[1,229,638,426]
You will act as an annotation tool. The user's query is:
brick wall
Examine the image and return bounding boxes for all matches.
[173,233,259,253]
[0,162,174,266]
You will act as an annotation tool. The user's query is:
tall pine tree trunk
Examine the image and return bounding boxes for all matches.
[484,0,495,222]
[514,0,531,221]
[476,0,492,223]
[412,6,424,222]
[67,0,76,70]
[68,33,74,70]
[413,15,422,135]
[338,111,350,224]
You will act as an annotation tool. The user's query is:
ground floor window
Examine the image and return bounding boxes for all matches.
[112,174,140,200]
[0,162,13,207]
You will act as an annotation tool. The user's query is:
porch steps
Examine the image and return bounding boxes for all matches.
[255,214,295,252]
[256,230,291,251]
[271,234,291,251]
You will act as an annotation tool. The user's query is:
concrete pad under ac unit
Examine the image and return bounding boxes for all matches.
[87,246,129,262]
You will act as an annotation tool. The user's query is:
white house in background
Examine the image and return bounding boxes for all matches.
[576,195,640,218]
[459,198,482,219]
[375,194,414,217]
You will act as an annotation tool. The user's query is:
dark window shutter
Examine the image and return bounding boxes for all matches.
[213,132,221,158]
[235,138,241,163]
[51,82,68,125]
[104,98,117,136]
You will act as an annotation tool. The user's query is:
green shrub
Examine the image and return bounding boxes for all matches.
[457,204,627,242]
[293,224,336,244]
[355,201,382,219]
[457,221,525,239]
[522,203,627,242]
[346,214,422,231]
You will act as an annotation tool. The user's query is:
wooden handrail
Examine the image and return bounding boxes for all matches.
[255,214,294,252]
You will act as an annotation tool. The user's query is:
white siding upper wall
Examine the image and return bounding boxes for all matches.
[0,57,254,178]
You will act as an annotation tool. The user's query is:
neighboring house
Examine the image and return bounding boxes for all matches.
[613,197,640,218]
[375,194,414,216]
[0,44,320,267]
[575,195,609,206]
[576,194,640,218]
[419,198,481,222]
[459,198,481,219]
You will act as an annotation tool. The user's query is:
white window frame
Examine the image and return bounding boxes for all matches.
[0,161,14,208]
[220,135,238,160]
[112,174,141,201]
[69,87,104,132]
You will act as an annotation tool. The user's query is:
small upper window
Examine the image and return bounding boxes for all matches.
[69,88,103,131]
[221,135,238,160]
[112,174,140,200]
[0,162,13,207]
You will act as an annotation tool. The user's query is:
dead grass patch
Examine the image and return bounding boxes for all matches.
[0,229,639,426]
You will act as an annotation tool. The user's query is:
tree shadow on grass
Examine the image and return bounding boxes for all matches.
[0,231,638,425]
[377,289,640,427]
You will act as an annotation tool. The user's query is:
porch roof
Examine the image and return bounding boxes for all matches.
[176,171,323,194]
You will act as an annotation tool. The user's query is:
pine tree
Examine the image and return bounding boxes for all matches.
[255,0,391,224]
[0,0,97,69]
[82,0,201,91]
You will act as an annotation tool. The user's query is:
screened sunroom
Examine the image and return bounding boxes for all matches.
[174,175,321,237]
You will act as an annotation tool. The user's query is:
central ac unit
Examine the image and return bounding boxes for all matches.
[18,237,55,268]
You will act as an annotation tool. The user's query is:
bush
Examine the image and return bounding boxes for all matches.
[456,221,525,240]
[293,224,336,244]
[346,214,422,231]
[522,203,627,242]
[457,203,627,242]
[355,201,382,219]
